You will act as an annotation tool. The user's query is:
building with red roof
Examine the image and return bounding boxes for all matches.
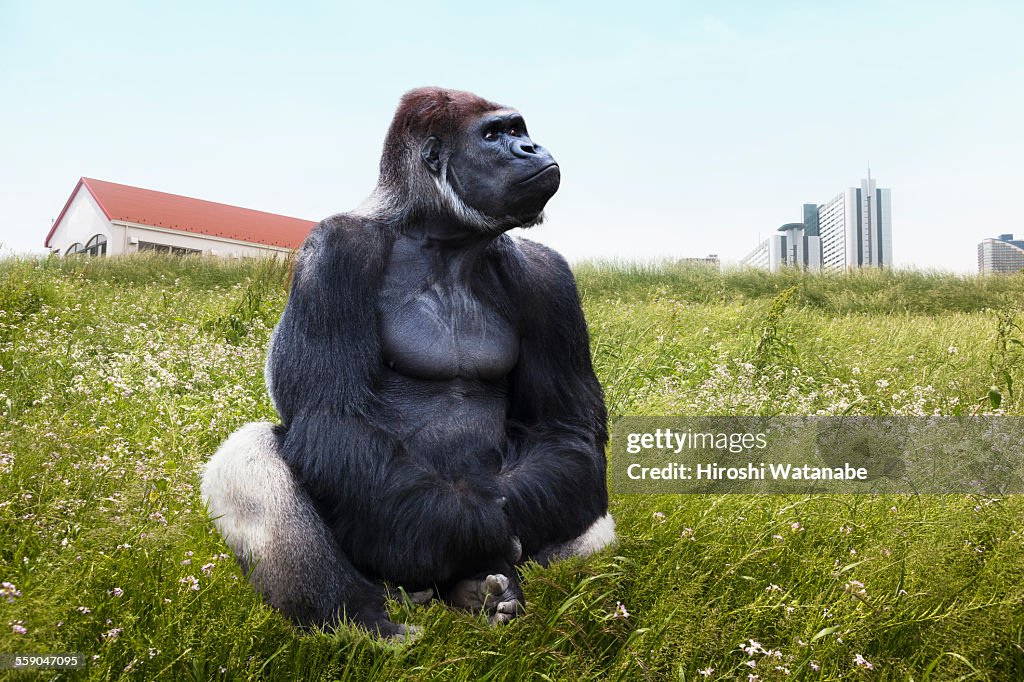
[44,178,317,258]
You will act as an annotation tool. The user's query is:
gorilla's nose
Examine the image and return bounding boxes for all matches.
[512,139,538,158]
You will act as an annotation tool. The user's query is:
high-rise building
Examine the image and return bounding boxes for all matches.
[978,233,1024,274]
[818,176,893,270]
[741,175,892,271]
[740,206,821,273]
[678,254,721,268]
[742,238,773,271]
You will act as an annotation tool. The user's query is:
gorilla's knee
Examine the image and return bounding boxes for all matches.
[532,513,617,565]
[202,422,402,634]
[201,422,287,561]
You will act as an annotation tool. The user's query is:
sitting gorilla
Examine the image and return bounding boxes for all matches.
[201,87,614,639]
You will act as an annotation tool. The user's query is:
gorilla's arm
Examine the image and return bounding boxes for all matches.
[266,217,386,429]
[499,239,610,558]
[267,216,514,586]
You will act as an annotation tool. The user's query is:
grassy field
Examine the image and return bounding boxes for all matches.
[1,254,1023,680]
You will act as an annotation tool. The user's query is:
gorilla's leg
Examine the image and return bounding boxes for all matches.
[200,422,411,639]
[529,512,617,566]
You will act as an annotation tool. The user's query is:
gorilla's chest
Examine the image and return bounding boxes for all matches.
[378,246,519,382]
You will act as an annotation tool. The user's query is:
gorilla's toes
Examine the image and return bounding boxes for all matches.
[489,597,525,625]
[482,574,525,625]
[445,572,525,623]
[484,574,510,597]
[387,623,422,645]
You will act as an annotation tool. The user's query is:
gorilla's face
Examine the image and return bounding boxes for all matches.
[426,109,560,226]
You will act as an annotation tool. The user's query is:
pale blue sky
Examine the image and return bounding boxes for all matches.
[2,1,1021,271]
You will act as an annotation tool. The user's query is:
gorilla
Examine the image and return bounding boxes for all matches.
[201,87,614,639]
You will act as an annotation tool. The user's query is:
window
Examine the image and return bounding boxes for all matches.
[84,234,107,256]
[138,241,201,256]
[65,234,107,256]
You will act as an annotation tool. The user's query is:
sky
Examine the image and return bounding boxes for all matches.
[1,0,1022,272]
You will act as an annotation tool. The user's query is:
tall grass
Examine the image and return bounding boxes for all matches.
[575,259,1024,315]
[0,255,1022,680]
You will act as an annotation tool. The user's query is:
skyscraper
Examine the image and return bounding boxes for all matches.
[818,174,893,270]
[742,175,892,271]
[978,234,1024,274]
[740,206,822,273]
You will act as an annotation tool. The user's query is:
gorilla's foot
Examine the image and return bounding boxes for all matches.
[385,584,435,606]
[406,589,435,605]
[486,574,525,625]
[348,604,420,643]
[446,573,525,625]
[383,622,422,645]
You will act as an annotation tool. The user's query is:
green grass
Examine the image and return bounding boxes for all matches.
[1,254,1023,680]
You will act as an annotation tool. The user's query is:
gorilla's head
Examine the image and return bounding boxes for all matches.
[362,87,560,232]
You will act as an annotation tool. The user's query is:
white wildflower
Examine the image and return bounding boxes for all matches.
[1,581,22,603]
[179,575,200,592]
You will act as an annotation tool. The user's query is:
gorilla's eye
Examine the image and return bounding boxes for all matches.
[509,128,520,137]
[484,130,499,141]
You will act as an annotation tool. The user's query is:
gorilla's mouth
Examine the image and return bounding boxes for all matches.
[515,163,559,185]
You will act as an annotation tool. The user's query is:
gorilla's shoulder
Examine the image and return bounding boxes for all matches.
[294,210,393,270]
[291,214,392,292]
[300,213,390,259]
[508,237,575,289]
[490,237,581,325]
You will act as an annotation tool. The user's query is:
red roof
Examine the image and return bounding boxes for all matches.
[45,177,317,249]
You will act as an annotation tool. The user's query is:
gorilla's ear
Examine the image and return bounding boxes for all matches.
[421,136,443,174]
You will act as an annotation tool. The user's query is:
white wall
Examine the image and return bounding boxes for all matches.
[118,222,293,258]
[47,186,113,254]
[807,235,822,270]
[768,234,783,273]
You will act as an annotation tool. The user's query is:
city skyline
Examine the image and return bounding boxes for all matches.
[742,175,893,273]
